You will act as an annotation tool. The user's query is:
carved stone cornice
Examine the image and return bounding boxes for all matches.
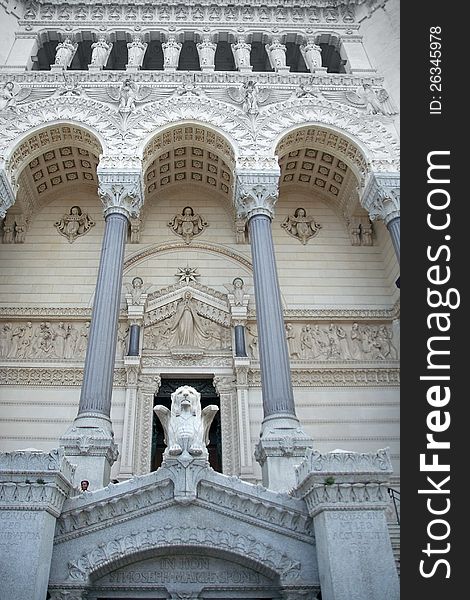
[360,171,400,225]
[294,448,394,516]
[0,448,75,517]
[234,170,280,219]
[97,169,144,219]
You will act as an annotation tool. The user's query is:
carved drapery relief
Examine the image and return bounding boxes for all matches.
[168,207,208,244]
[281,208,322,245]
[246,322,398,362]
[54,206,95,243]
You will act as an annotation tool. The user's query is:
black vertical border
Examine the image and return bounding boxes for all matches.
[401,1,465,596]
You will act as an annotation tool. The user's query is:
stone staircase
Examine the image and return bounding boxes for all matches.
[388,521,400,576]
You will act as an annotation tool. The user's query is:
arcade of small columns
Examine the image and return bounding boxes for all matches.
[1,123,400,491]
[21,29,369,74]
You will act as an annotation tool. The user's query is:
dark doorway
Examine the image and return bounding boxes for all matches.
[151,377,222,472]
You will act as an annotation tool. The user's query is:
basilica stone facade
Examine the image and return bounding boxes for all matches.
[0,1,400,598]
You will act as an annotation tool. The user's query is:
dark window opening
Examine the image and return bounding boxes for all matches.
[151,378,222,473]
[285,42,308,73]
[35,40,58,70]
[69,41,93,70]
[250,41,271,72]
[214,41,236,71]
[178,40,200,71]
[320,43,346,73]
[142,41,164,70]
[106,40,128,70]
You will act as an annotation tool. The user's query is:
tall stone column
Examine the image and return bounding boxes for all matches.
[0,449,75,600]
[295,448,399,600]
[235,169,311,491]
[61,168,144,490]
[361,172,400,261]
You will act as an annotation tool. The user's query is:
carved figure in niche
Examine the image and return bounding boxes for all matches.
[126,276,150,305]
[127,36,147,68]
[0,81,20,111]
[286,323,301,359]
[14,216,26,243]
[55,206,95,243]
[64,324,79,359]
[197,36,216,68]
[246,325,259,360]
[225,277,246,306]
[335,325,350,358]
[281,208,322,245]
[266,39,288,70]
[168,207,208,244]
[54,38,77,68]
[162,36,182,69]
[154,385,218,459]
[312,325,328,358]
[54,322,68,358]
[76,322,89,356]
[0,323,12,357]
[300,325,313,359]
[2,215,15,243]
[231,39,251,69]
[90,36,112,68]
[16,322,33,359]
[300,42,323,72]
[170,291,211,347]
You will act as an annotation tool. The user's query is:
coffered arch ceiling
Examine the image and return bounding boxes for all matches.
[276,126,367,218]
[8,124,102,218]
[142,124,236,203]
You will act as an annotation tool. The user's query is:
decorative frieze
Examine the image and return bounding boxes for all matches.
[248,368,400,387]
[0,367,127,386]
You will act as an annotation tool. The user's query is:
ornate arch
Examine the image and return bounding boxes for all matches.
[123,240,253,274]
[66,526,300,585]
[259,97,400,176]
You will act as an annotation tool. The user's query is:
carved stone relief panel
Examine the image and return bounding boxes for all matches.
[143,286,231,354]
[168,206,208,244]
[281,207,322,244]
[246,321,399,362]
[54,206,95,243]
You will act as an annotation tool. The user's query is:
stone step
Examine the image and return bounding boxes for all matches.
[388,522,400,576]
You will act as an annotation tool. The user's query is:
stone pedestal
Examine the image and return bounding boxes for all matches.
[0,449,75,600]
[295,448,399,600]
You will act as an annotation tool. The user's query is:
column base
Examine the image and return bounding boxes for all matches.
[60,414,119,491]
[255,414,313,492]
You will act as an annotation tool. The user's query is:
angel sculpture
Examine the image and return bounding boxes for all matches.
[281,207,322,245]
[322,83,397,116]
[125,276,151,305]
[53,37,77,69]
[227,80,266,115]
[0,82,18,111]
[154,385,219,461]
[168,206,208,244]
[88,79,164,112]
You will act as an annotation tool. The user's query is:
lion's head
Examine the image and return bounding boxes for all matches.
[171,385,201,417]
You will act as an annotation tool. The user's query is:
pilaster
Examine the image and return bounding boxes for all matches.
[0,449,75,600]
[295,448,399,600]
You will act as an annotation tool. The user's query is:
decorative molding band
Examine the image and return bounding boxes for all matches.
[0,367,127,387]
[248,368,400,387]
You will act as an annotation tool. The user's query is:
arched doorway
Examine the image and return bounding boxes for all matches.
[151,377,223,473]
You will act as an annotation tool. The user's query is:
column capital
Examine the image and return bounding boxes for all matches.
[360,171,400,226]
[97,168,144,220]
[0,168,16,219]
[234,169,280,220]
